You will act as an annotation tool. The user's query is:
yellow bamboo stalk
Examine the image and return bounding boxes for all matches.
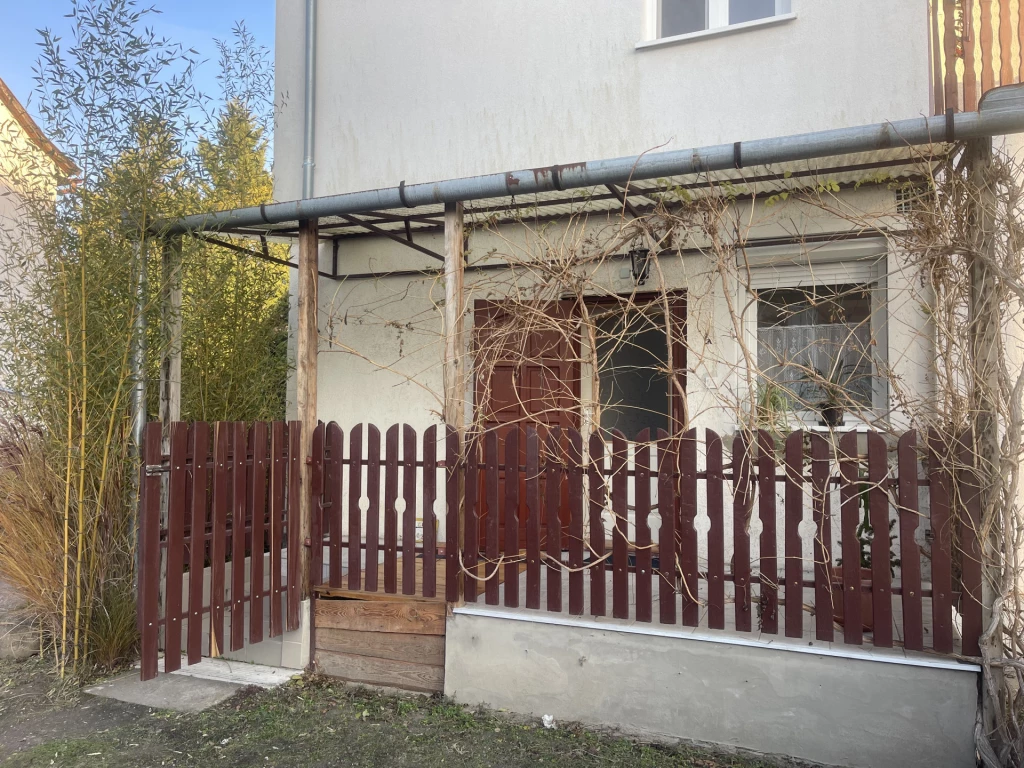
[59,263,74,679]
[72,253,88,672]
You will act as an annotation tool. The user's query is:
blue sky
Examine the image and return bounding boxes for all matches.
[0,0,276,121]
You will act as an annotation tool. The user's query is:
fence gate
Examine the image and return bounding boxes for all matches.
[137,420,303,681]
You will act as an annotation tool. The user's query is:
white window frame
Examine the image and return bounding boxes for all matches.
[640,0,795,50]
[742,239,889,429]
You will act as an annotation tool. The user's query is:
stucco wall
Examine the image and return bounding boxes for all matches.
[444,609,979,768]
[273,0,933,202]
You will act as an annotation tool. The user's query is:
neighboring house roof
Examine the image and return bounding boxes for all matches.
[0,76,79,177]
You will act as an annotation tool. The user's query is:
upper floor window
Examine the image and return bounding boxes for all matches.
[658,0,791,39]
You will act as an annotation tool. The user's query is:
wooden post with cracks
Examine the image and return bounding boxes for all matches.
[443,202,467,603]
[159,234,183,438]
[297,218,319,605]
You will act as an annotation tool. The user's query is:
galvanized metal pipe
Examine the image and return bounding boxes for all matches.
[301,0,317,199]
[156,85,1024,237]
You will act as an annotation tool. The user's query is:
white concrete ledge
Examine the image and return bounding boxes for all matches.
[452,604,980,674]
[636,13,797,51]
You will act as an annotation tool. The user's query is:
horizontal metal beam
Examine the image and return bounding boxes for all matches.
[198,235,340,280]
[154,85,1024,237]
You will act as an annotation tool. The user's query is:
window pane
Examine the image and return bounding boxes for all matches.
[730,0,776,24]
[596,310,669,440]
[662,0,707,37]
[757,285,875,409]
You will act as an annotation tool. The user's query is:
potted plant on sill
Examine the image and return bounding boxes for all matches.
[807,364,857,428]
[831,486,901,632]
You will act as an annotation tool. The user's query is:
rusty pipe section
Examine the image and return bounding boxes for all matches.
[155,85,1024,237]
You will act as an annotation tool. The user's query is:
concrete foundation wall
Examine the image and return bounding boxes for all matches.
[444,611,979,768]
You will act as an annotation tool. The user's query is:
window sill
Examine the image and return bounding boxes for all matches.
[636,13,797,51]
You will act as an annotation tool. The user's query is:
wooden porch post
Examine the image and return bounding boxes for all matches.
[159,234,183,438]
[443,202,466,602]
[297,218,320,602]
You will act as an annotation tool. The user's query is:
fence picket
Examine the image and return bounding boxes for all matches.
[868,432,893,648]
[187,422,210,664]
[732,434,752,633]
[403,424,418,596]
[365,425,381,592]
[422,425,438,598]
[504,428,521,608]
[327,423,344,588]
[588,432,607,617]
[230,423,247,652]
[567,429,584,616]
[269,422,286,638]
[445,427,461,603]
[286,421,301,632]
[249,422,268,645]
[959,432,983,657]
[525,428,541,609]
[838,432,863,645]
[310,423,324,589]
[464,434,480,603]
[139,423,162,681]
[485,429,500,605]
[545,427,563,613]
[164,423,187,672]
[784,431,804,639]
[210,423,230,656]
[634,431,652,623]
[810,433,833,642]
[658,430,678,625]
[757,430,778,635]
[679,429,699,627]
[898,431,923,651]
[610,430,629,620]
[384,424,400,594]
[929,429,954,653]
[348,425,364,591]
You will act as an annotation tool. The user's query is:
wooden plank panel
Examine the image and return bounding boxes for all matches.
[658,430,678,626]
[999,0,1013,85]
[588,433,607,617]
[898,431,924,652]
[634,430,652,623]
[732,434,752,633]
[422,425,438,598]
[757,430,778,635]
[504,428,521,608]
[139,423,162,681]
[838,432,863,645]
[269,422,286,638]
[963,0,978,110]
[210,422,230,656]
[187,422,210,664]
[365,425,381,592]
[545,427,563,613]
[958,432,983,657]
[315,599,446,635]
[810,433,833,642]
[384,424,400,594]
[315,627,445,666]
[464,434,480,603]
[348,425,364,592]
[249,422,268,646]
[485,429,500,605]
[679,429,699,627]
[868,432,893,648]
[164,422,187,672]
[943,0,961,111]
[982,0,996,93]
[310,422,324,590]
[403,424,418,595]
[784,431,804,640]
[445,427,461,603]
[230,422,247,652]
[525,428,541,610]
[316,650,443,693]
[610,430,629,621]
[566,429,584,616]
[327,423,344,588]
[287,421,301,632]
[929,429,954,654]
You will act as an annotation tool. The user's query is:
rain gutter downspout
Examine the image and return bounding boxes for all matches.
[155,84,1024,236]
[302,0,317,199]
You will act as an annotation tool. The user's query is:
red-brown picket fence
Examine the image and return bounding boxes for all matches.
[137,421,303,681]
[140,420,982,680]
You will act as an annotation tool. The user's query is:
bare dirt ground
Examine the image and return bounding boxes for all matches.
[1,657,809,768]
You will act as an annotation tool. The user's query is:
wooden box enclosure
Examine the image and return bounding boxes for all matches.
[314,594,446,694]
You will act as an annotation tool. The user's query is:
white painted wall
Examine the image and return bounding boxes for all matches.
[273,0,933,201]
